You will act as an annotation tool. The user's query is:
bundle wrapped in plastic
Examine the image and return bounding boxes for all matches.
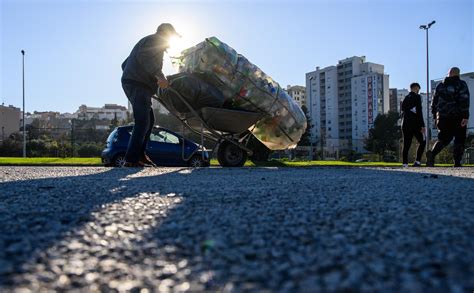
[172,37,307,150]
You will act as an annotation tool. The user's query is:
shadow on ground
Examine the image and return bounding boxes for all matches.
[0,167,473,291]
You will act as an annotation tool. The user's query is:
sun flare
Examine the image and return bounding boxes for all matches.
[167,36,182,55]
[161,23,200,73]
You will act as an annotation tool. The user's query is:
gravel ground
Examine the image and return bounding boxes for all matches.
[0,166,473,292]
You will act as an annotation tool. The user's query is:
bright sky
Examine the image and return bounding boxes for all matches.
[1,0,473,113]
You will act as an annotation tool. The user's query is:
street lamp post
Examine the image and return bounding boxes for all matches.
[21,50,26,157]
[419,20,436,155]
[308,76,314,161]
[71,119,75,157]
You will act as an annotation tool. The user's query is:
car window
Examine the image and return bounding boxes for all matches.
[150,130,180,144]
[149,132,165,143]
[159,130,180,144]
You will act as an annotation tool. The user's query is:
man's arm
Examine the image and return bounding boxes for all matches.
[431,84,440,118]
[458,81,470,120]
[401,94,410,113]
[136,36,166,81]
[417,95,425,127]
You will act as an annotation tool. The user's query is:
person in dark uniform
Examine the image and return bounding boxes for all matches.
[401,82,426,167]
[427,67,470,167]
[121,23,180,167]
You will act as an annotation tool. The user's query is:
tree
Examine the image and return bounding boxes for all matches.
[297,105,312,147]
[0,135,22,156]
[124,111,134,125]
[109,113,119,131]
[364,111,401,158]
[27,118,41,139]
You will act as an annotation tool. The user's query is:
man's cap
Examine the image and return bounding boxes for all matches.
[157,23,181,38]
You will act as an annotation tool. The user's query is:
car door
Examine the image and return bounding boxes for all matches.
[147,129,183,166]
[146,131,169,165]
[158,130,183,166]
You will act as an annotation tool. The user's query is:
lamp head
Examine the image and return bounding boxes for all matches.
[21,50,25,55]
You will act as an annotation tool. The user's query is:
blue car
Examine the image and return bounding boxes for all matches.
[101,125,210,167]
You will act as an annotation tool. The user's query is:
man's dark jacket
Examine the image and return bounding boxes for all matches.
[121,34,167,92]
[401,92,425,128]
[432,76,470,120]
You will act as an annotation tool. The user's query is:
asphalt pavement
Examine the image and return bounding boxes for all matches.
[0,166,473,292]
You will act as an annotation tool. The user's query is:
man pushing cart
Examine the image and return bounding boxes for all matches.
[122,27,306,167]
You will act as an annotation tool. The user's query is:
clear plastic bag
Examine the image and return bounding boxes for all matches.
[172,37,307,150]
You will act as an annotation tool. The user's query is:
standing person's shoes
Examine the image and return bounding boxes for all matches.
[412,161,422,167]
[123,161,146,168]
[140,154,157,168]
[426,151,435,167]
[454,162,463,167]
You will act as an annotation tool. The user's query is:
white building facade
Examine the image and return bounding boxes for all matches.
[351,72,389,152]
[306,56,389,154]
[306,66,340,153]
[389,88,409,113]
[286,85,306,108]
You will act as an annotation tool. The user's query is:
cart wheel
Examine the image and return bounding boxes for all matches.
[217,141,247,167]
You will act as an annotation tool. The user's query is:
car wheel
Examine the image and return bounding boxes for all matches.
[217,141,247,167]
[113,154,126,167]
[188,155,207,168]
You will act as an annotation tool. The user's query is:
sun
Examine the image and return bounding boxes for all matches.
[161,23,200,72]
[167,36,182,52]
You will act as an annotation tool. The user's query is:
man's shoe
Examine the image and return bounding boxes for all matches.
[426,152,435,167]
[140,154,157,168]
[412,161,421,167]
[402,164,409,168]
[123,161,145,168]
[454,162,462,168]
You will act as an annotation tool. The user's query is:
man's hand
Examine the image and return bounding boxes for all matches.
[157,77,169,89]
[461,118,468,127]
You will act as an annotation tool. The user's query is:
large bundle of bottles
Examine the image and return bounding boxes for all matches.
[172,37,307,150]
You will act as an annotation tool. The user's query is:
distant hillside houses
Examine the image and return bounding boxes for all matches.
[76,104,129,121]
[18,103,130,135]
[0,104,21,142]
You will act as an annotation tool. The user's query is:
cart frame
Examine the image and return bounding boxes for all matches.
[153,87,265,167]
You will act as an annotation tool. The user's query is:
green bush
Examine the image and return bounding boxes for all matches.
[77,143,103,157]
[0,138,22,156]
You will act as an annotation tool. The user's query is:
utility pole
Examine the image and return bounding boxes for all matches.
[419,20,436,155]
[71,119,75,157]
[308,76,314,160]
[21,50,26,157]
